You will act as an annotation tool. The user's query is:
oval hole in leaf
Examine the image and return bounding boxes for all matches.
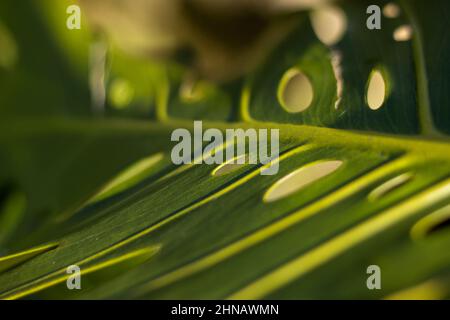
[366,68,388,110]
[310,5,347,46]
[410,204,450,240]
[383,3,401,18]
[278,68,314,113]
[264,160,343,203]
[90,153,165,204]
[368,172,413,202]
[393,25,413,42]
[212,154,247,176]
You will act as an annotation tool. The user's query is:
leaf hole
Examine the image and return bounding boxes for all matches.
[278,68,314,113]
[89,153,165,204]
[263,160,343,203]
[212,154,248,177]
[383,3,401,18]
[366,67,389,110]
[411,204,450,240]
[368,172,413,201]
[310,5,347,46]
[393,24,413,42]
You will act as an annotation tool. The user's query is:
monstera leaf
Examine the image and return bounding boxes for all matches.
[1,0,450,300]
